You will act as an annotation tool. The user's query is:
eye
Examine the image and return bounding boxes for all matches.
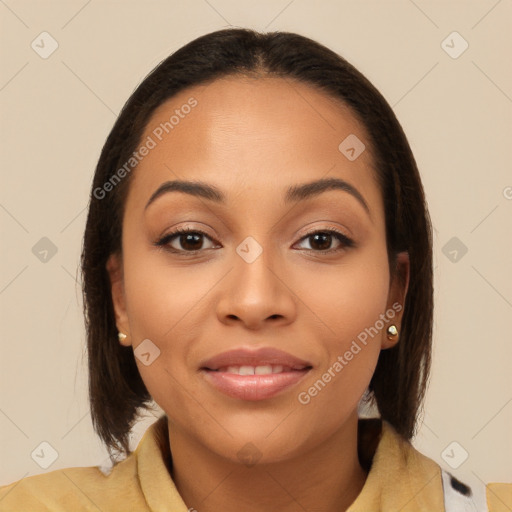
[155,228,218,253]
[155,227,355,255]
[294,229,355,253]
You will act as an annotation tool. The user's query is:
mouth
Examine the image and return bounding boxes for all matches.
[200,363,312,401]
[198,347,313,401]
[204,363,311,374]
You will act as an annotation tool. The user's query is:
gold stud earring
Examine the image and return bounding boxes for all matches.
[118,332,127,342]
[386,325,399,339]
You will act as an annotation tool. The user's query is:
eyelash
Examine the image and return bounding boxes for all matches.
[154,227,355,255]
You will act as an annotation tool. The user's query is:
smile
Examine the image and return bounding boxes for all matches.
[201,366,312,401]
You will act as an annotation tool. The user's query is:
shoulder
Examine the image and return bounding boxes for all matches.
[0,453,148,512]
[486,482,512,512]
[382,420,512,512]
[350,418,446,511]
[0,415,176,512]
[441,470,512,512]
[352,419,512,512]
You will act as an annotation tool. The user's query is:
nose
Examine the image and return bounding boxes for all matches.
[216,241,297,330]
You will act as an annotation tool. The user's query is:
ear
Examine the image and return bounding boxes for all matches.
[381,251,410,350]
[106,252,131,347]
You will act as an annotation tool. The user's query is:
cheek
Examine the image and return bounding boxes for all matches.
[124,258,211,338]
[297,248,391,347]
[292,248,390,407]
[121,212,220,341]
[120,221,391,442]
[125,249,389,353]
[121,247,221,411]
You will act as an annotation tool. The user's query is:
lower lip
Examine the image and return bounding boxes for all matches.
[201,369,311,401]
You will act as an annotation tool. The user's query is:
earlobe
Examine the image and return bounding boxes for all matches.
[106,252,131,346]
[382,251,410,350]
[383,324,400,349]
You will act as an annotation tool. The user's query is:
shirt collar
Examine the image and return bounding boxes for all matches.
[348,418,444,511]
[135,415,444,512]
[136,415,187,511]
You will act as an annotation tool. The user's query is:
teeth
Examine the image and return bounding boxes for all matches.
[239,366,255,375]
[217,365,292,375]
[255,365,273,375]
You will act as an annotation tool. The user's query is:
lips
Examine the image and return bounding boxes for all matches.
[199,347,313,401]
[199,347,312,371]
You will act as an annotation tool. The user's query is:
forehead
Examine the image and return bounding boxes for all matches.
[126,76,382,216]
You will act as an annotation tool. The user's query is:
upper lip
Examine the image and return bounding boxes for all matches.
[200,347,313,371]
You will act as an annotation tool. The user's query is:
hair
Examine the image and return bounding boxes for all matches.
[81,27,433,462]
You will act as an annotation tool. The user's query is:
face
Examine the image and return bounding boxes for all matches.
[107,76,409,464]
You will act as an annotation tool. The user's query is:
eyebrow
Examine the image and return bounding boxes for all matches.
[144,177,370,216]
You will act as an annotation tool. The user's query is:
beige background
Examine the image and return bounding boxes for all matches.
[1,0,511,502]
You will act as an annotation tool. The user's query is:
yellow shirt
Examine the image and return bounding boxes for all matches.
[0,415,510,511]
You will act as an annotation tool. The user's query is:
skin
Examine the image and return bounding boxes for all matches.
[107,76,409,512]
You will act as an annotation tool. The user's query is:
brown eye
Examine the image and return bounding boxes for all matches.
[155,227,354,255]
[156,228,217,253]
[295,230,354,253]
[175,232,204,251]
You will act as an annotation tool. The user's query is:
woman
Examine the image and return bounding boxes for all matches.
[0,28,510,512]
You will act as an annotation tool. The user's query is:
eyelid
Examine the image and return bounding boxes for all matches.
[295,226,355,250]
[299,224,351,239]
[154,223,355,255]
[155,226,218,250]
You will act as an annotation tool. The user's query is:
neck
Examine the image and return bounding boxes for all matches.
[166,411,368,512]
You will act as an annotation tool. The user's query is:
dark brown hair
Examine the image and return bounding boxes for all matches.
[81,28,433,462]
